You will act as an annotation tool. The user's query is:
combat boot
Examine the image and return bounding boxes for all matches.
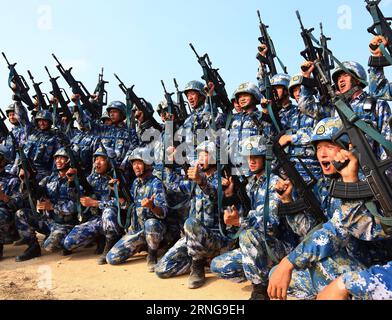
[94,235,106,255]
[188,259,206,289]
[15,240,41,262]
[97,235,120,265]
[61,249,73,256]
[249,283,270,300]
[146,249,158,272]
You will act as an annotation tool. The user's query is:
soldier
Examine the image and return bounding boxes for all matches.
[0,146,23,259]
[154,99,190,248]
[267,118,392,300]
[154,141,235,289]
[106,147,168,272]
[332,61,391,159]
[63,146,123,264]
[76,98,139,167]
[1,102,27,174]
[15,148,80,261]
[176,81,226,165]
[210,136,298,300]
[100,111,112,125]
[317,260,392,300]
[267,73,322,180]
[133,99,161,146]
[227,82,270,175]
[14,104,60,182]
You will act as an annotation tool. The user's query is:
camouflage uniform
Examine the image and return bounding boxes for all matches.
[0,161,23,246]
[106,172,168,265]
[176,81,226,164]
[78,101,139,167]
[227,82,272,175]
[155,158,234,279]
[276,118,392,299]
[210,136,298,286]
[70,130,101,174]
[271,74,322,180]
[341,260,392,300]
[15,105,60,181]
[15,160,79,252]
[63,171,122,251]
[368,66,392,101]
[331,61,391,160]
[1,103,27,175]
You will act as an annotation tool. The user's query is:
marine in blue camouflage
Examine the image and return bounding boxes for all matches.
[63,147,123,262]
[210,136,298,299]
[155,141,235,289]
[14,148,79,261]
[268,117,392,300]
[106,147,168,270]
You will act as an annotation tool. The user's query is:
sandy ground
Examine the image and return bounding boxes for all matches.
[0,240,251,300]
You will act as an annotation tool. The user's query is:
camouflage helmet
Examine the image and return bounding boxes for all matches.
[5,101,20,114]
[100,111,111,121]
[93,146,116,159]
[311,117,344,146]
[128,147,154,165]
[270,73,291,89]
[156,99,168,114]
[107,101,126,117]
[183,80,206,97]
[53,148,69,159]
[288,74,304,99]
[234,82,263,104]
[331,61,367,88]
[35,110,53,123]
[0,145,12,164]
[132,99,154,117]
[240,135,267,157]
[196,141,217,160]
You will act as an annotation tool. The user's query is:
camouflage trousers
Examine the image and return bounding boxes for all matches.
[211,228,294,286]
[15,209,73,252]
[274,250,366,300]
[155,217,234,279]
[0,207,17,244]
[106,218,165,265]
[63,208,122,251]
[341,261,392,300]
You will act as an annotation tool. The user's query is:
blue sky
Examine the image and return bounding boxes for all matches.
[1,0,391,115]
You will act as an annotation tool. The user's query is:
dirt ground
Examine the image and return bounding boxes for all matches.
[0,240,251,300]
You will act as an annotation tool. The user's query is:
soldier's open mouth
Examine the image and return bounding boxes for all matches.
[321,161,331,170]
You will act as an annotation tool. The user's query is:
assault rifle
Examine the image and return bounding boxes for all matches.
[45,67,72,120]
[296,11,332,105]
[92,67,108,116]
[52,54,100,119]
[113,74,162,132]
[27,70,50,110]
[114,73,136,130]
[173,78,189,125]
[319,23,335,81]
[366,0,392,66]
[273,138,326,224]
[256,10,288,76]
[2,53,36,111]
[189,43,233,114]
